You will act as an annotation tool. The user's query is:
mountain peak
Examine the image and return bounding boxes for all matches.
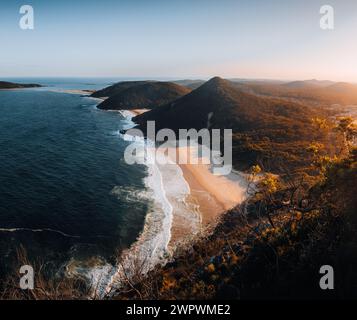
[206,76,227,85]
[198,76,232,92]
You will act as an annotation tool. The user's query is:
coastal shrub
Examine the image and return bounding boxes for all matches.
[112,148,356,300]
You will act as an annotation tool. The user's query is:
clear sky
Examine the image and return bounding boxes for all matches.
[0,0,356,81]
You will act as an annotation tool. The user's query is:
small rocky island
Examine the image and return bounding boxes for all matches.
[0,81,42,89]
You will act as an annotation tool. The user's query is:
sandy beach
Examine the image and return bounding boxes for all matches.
[177,147,246,224]
[130,108,150,116]
[163,146,247,248]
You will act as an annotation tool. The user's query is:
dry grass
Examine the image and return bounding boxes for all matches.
[0,246,89,300]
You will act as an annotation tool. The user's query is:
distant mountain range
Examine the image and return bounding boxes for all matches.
[0,81,42,89]
[327,82,357,93]
[96,81,191,110]
[134,76,317,132]
[226,79,357,105]
[92,78,357,107]
[282,79,336,88]
[90,76,356,170]
[172,79,205,90]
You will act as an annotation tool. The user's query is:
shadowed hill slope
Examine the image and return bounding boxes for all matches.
[97,82,191,110]
[91,80,153,98]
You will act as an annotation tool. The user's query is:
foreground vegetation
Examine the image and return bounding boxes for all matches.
[111,145,356,299]
[111,117,356,300]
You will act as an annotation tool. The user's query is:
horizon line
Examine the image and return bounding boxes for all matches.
[1,75,356,84]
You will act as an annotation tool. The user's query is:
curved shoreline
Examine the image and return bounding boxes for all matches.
[89,107,248,298]
[88,109,197,297]
[114,109,248,251]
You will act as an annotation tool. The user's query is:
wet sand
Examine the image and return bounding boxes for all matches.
[167,146,247,246]
[179,161,246,225]
[130,108,150,116]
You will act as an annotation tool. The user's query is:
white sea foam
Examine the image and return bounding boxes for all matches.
[118,109,136,120]
[0,227,80,238]
[92,140,173,297]
[64,107,247,298]
[76,109,199,298]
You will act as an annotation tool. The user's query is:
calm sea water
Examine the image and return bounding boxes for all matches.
[0,79,151,279]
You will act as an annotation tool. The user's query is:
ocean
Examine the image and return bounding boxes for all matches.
[0,78,175,292]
